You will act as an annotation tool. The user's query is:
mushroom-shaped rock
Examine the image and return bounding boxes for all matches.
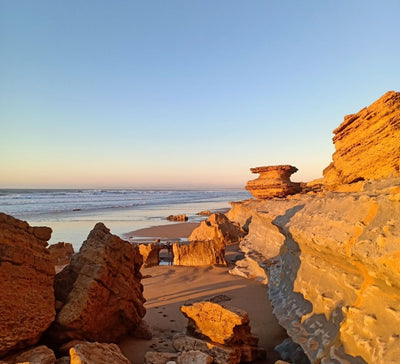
[245,165,301,199]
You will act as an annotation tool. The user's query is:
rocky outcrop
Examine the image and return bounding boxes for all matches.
[173,240,226,266]
[50,223,146,344]
[188,213,246,245]
[48,242,74,266]
[138,243,162,267]
[0,213,55,357]
[167,214,188,221]
[324,91,400,189]
[69,342,130,364]
[228,177,400,363]
[245,165,301,199]
[176,301,265,363]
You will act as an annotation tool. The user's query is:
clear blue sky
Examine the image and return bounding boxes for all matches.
[1,1,399,188]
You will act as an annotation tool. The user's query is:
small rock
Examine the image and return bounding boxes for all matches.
[167,214,188,222]
[15,345,56,364]
[177,350,213,364]
[69,342,130,364]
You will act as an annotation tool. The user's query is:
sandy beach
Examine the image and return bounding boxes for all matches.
[118,222,288,364]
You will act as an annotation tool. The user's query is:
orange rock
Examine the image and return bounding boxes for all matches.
[324,91,400,189]
[172,240,226,266]
[69,342,130,364]
[50,223,146,344]
[246,165,301,199]
[188,213,246,245]
[138,243,161,267]
[0,213,55,357]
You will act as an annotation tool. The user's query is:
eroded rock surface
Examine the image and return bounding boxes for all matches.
[50,223,146,344]
[324,91,400,189]
[188,213,246,245]
[228,178,400,363]
[0,213,55,357]
[14,345,56,364]
[246,165,301,199]
[139,243,162,267]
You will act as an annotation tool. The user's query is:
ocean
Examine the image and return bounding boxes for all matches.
[0,188,251,251]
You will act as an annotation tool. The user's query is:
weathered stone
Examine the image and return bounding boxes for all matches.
[177,350,213,364]
[196,210,212,216]
[144,351,178,364]
[181,302,258,346]
[47,242,74,266]
[0,213,55,357]
[324,91,400,189]
[54,357,70,364]
[245,165,301,199]
[173,240,226,266]
[69,342,130,364]
[139,243,162,267]
[49,223,145,344]
[172,334,240,364]
[228,177,400,363]
[188,213,246,245]
[14,345,56,364]
[167,214,188,222]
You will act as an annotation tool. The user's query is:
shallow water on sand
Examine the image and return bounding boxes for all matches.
[0,189,250,251]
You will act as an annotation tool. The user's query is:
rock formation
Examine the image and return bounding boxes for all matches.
[138,243,162,267]
[69,342,130,364]
[175,301,265,363]
[173,239,226,266]
[50,223,146,344]
[0,213,55,357]
[188,213,246,245]
[167,214,188,221]
[324,91,400,189]
[225,91,400,364]
[48,242,74,266]
[228,178,400,363]
[245,165,301,199]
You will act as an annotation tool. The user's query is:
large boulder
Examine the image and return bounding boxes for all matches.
[179,301,265,363]
[188,213,246,245]
[0,213,55,357]
[50,223,146,344]
[245,165,301,199]
[14,345,56,364]
[324,91,400,189]
[172,240,226,266]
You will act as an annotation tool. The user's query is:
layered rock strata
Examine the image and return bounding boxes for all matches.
[228,178,400,363]
[324,91,400,189]
[0,213,55,357]
[188,213,246,245]
[246,165,301,199]
[50,223,146,344]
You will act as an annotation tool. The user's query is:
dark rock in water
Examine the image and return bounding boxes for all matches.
[167,214,188,221]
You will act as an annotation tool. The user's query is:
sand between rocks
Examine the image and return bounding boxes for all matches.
[118,224,288,364]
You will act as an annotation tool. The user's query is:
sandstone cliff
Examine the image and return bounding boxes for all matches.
[228,179,400,363]
[0,213,55,357]
[324,91,400,189]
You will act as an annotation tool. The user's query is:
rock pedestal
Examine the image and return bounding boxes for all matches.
[0,213,55,357]
[173,240,226,266]
[246,165,301,199]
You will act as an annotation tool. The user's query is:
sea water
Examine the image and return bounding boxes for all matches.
[0,189,251,251]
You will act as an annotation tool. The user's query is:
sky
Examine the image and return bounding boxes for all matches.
[1,1,399,189]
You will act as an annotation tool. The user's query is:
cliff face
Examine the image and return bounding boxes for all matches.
[228,179,400,363]
[324,91,400,189]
